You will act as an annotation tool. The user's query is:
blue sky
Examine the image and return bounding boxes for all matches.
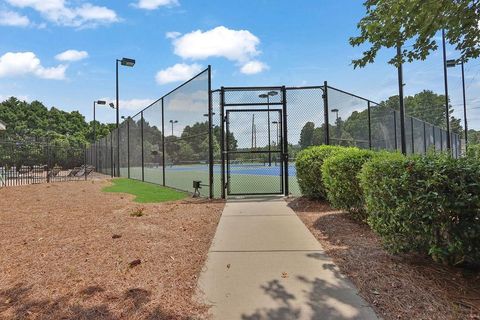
[0,0,479,129]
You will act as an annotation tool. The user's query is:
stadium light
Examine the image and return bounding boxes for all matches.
[446,58,468,149]
[169,120,178,136]
[331,108,339,121]
[258,91,278,166]
[116,57,136,177]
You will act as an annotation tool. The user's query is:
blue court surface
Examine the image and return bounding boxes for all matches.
[162,163,297,176]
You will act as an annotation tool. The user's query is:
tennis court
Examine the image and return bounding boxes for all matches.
[121,162,300,198]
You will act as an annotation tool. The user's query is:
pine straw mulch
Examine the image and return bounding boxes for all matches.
[0,180,224,320]
[288,197,480,320]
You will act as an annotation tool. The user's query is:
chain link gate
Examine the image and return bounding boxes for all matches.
[220,86,289,197]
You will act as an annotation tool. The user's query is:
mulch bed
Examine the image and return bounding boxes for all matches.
[0,180,224,319]
[289,197,480,320]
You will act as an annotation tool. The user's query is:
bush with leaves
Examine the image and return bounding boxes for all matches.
[360,152,480,266]
[321,148,377,220]
[466,144,480,161]
[295,145,344,199]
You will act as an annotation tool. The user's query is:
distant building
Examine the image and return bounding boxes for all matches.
[0,120,5,131]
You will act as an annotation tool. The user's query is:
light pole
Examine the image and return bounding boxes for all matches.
[442,29,451,151]
[272,121,279,147]
[93,100,106,143]
[169,120,178,136]
[331,108,339,122]
[446,58,468,151]
[259,91,278,166]
[93,100,106,171]
[116,57,135,177]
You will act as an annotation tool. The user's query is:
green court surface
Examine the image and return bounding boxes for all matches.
[102,178,188,203]
[118,165,301,197]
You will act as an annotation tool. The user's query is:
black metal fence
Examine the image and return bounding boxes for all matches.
[0,139,91,187]
[87,70,462,198]
[87,67,213,197]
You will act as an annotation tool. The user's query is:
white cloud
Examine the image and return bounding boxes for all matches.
[240,60,268,74]
[120,98,155,111]
[0,10,30,27]
[155,63,202,84]
[165,31,181,39]
[5,0,118,28]
[135,0,178,10]
[172,26,260,63]
[0,52,66,80]
[55,49,88,62]
[164,90,207,111]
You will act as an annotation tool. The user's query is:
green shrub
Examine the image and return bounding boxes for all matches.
[295,145,344,199]
[466,144,480,160]
[360,152,480,266]
[321,148,376,220]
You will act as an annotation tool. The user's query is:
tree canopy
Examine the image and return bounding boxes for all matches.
[0,97,115,147]
[350,0,480,67]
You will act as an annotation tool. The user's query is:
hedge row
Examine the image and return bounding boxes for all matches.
[295,145,480,266]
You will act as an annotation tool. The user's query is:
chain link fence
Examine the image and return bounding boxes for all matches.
[88,67,212,197]
[88,73,462,198]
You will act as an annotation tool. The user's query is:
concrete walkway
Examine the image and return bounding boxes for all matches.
[197,197,378,320]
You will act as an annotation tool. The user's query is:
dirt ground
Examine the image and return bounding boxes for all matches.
[290,198,480,320]
[0,180,224,320]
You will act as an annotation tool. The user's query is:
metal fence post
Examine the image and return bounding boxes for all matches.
[393,110,398,151]
[161,98,166,187]
[127,119,130,179]
[110,134,113,178]
[323,81,330,145]
[220,87,226,199]
[433,126,436,151]
[411,117,414,154]
[84,144,87,181]
[282,86,289,196]
[46,139,50,183]
[141,111,145,182]
[367,101,372,149]
[440,129,443,151]
[423,121,427,154]
[207,65,214,199]
[397,45,407,155]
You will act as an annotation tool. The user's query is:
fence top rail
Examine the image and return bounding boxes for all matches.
[221,86,284,91]
[285,86,324,90]
[327,85,380,105]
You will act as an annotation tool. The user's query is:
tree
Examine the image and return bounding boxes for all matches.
[299,122,315,149]
[350,0,480,68]
[381,90,463,134]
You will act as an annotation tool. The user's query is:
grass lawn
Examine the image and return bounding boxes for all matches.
[103,178,188,203]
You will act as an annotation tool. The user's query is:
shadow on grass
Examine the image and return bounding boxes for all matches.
[0,283,190,320]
